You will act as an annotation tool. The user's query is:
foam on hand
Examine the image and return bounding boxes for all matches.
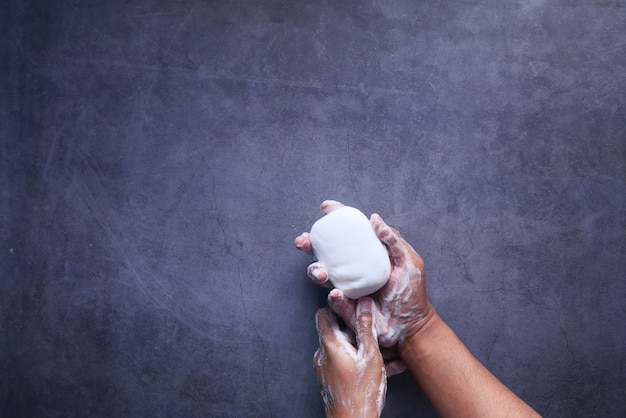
[309,205,391,299]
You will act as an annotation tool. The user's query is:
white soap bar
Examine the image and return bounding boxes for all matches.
[310,206,391,299]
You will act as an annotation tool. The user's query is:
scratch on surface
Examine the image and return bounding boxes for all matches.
[30,54,426,97]
[485,323,503,364]
[72,153,146,295]
[249,231,294,260]
[346,134,364,210]
[237,261,274,418]
[161,9,194,63]
[200,155,227,250]
[449,246,474,284]
[425,23,449,92]
[186,6,201,66]
[153,172,195,270]
[71,150,221,338]
[506,290,583,365]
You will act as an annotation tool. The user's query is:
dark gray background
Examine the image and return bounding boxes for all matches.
[1,0,625,417]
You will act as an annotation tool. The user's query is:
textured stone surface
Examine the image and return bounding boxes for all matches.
[1,1,624,416]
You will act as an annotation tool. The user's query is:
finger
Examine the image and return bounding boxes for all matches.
[375,312,395,348]
[307,262,330,286]
[384,360,408,377]
[370,213,406,264]
[313,309,332,372]
[294,232,313,251]
[355,297,379,358]
[315,307,338,344]
[321,200,345,214]
[316,307,356,362]
[328,289,357,330]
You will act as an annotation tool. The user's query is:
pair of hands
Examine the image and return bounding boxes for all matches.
[295,201,433,417]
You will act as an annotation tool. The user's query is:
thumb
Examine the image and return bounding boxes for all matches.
[355,297,379,358]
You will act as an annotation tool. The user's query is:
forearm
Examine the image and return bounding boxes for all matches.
[400,308,540,418]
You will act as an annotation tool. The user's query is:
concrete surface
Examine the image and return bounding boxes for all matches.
[1,1,625,416]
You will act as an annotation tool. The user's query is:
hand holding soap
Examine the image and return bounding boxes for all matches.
[298,200,391,299]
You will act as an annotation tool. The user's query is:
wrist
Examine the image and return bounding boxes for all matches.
[398,302,440,360]
[327,400,379,418]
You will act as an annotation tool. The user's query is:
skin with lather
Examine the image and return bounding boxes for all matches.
[295,200,541,418]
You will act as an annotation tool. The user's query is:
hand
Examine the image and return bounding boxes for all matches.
[313,298,386,418]
[327,213,434,373]
[296,201,433,374]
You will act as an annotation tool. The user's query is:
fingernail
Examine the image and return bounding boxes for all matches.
[329,289,342,301]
